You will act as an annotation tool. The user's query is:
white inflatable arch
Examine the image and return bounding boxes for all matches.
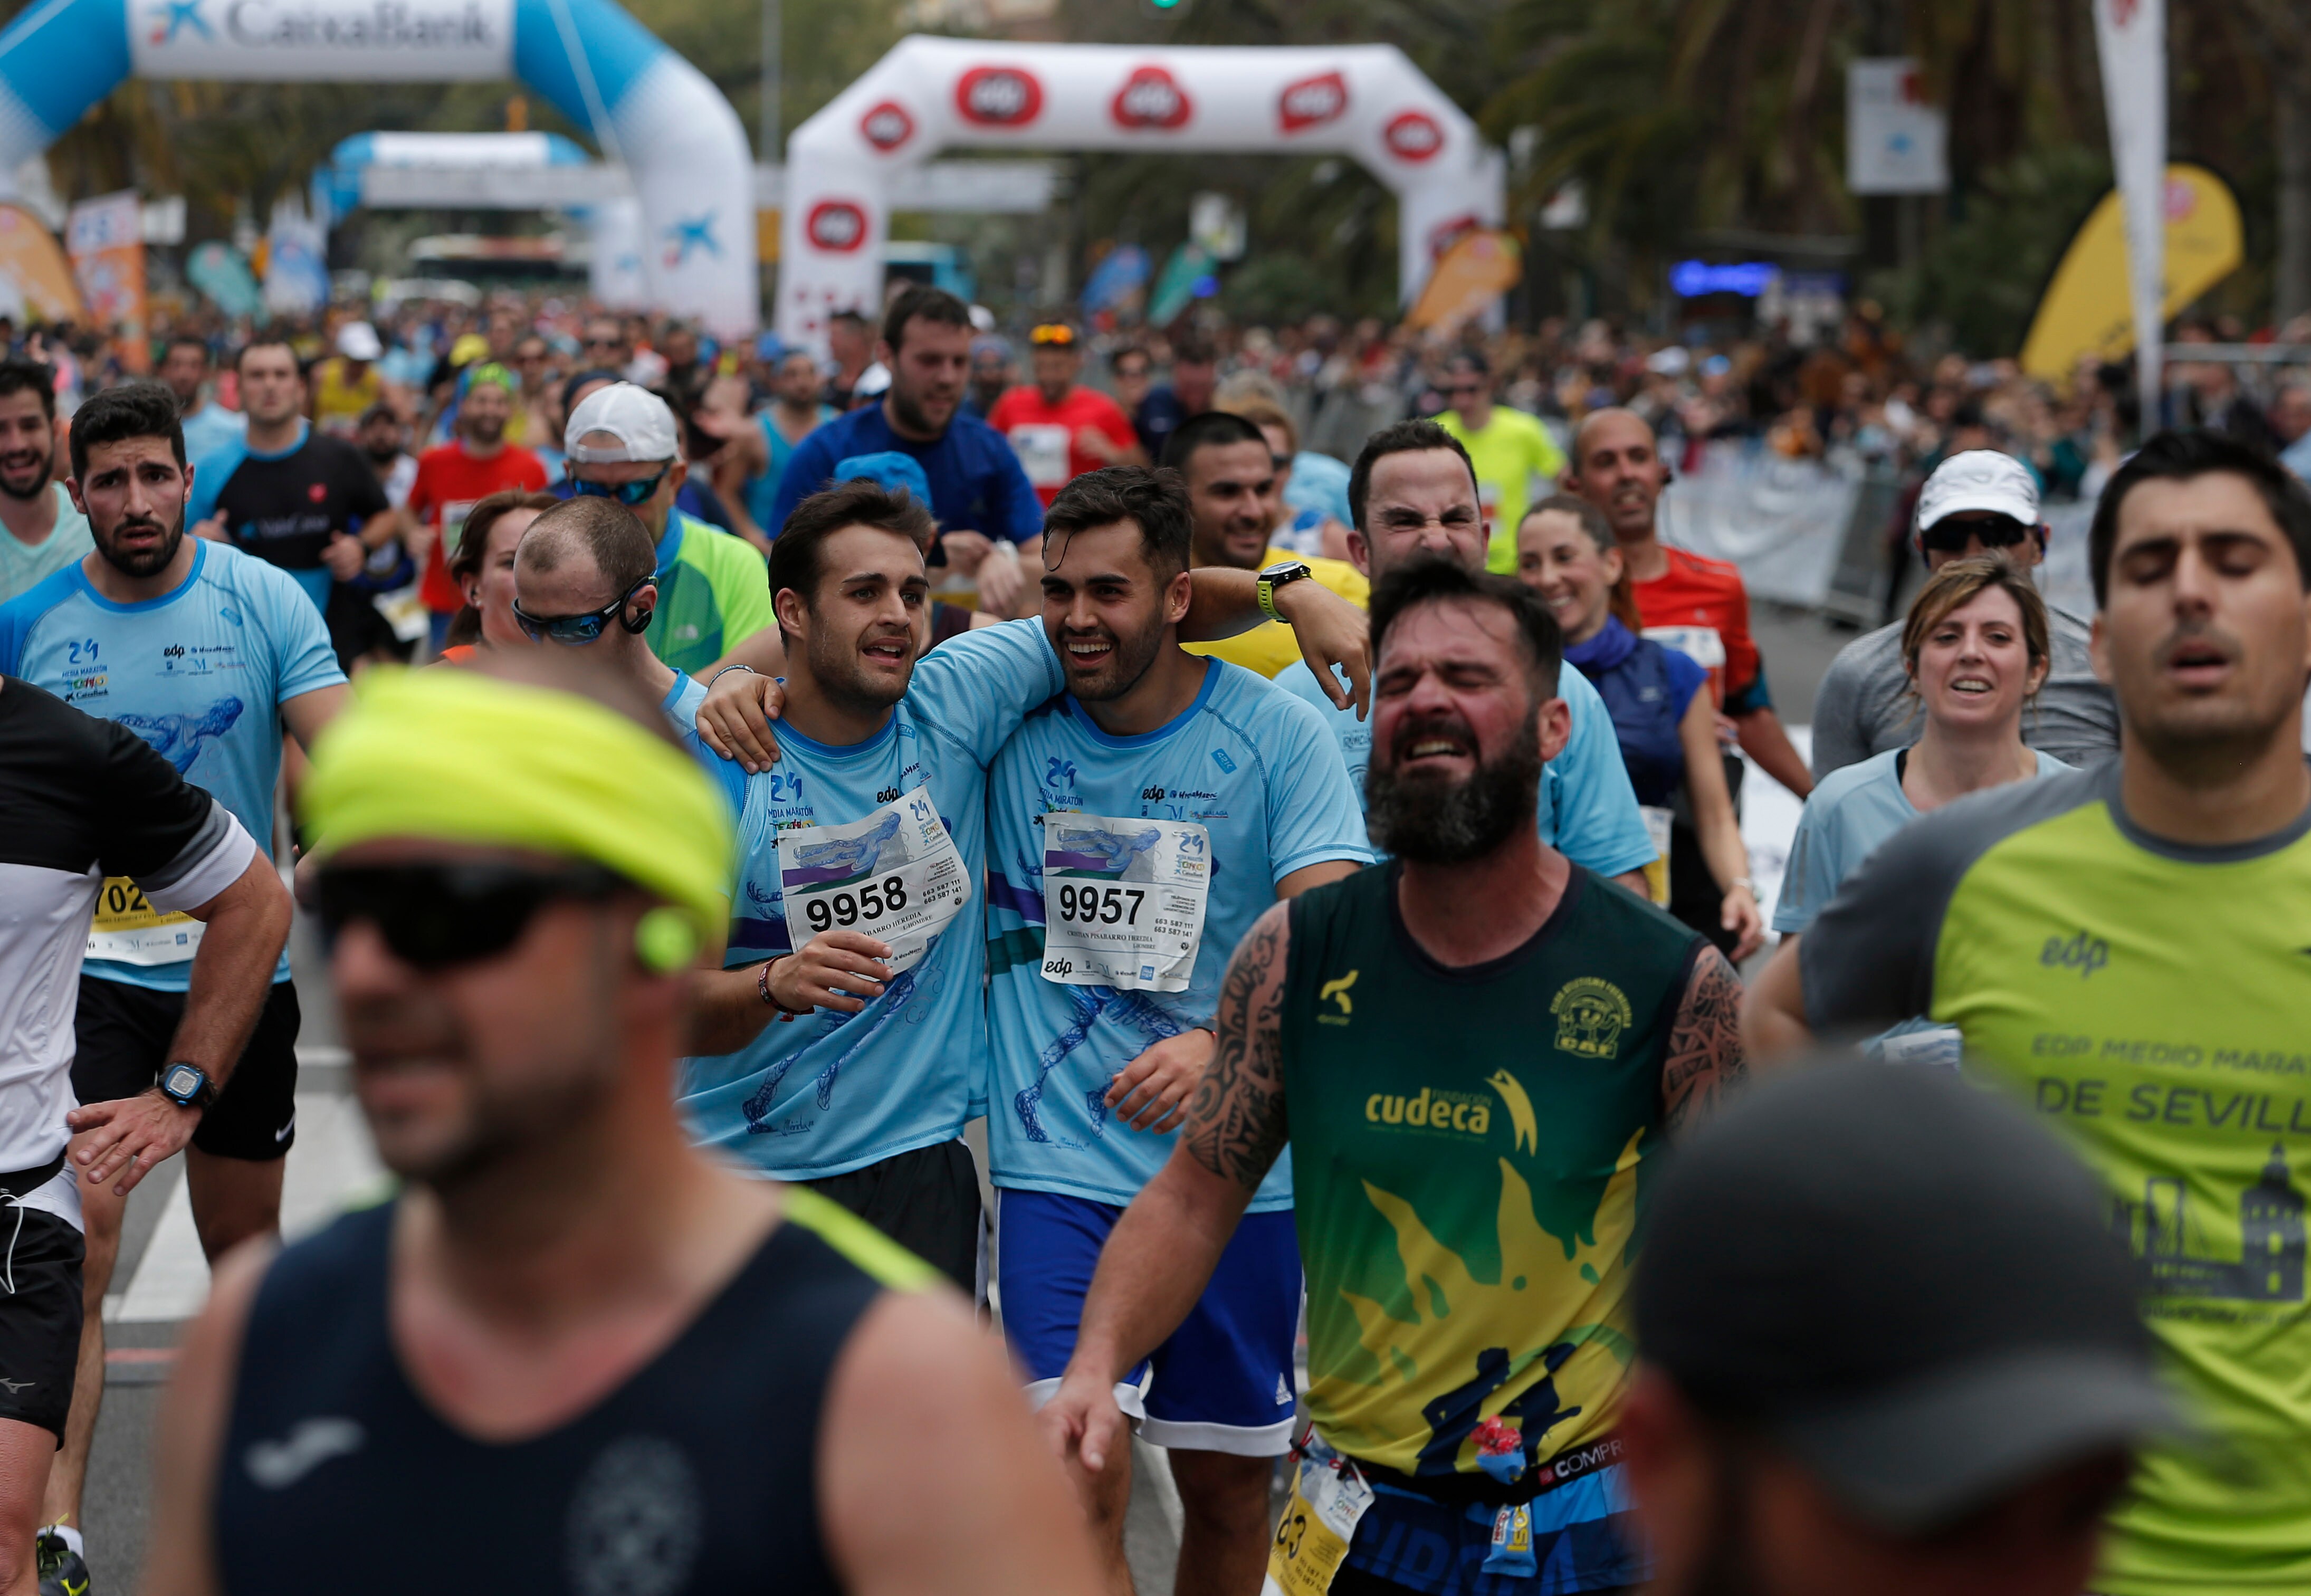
[0,0,756,331]
[780,37,1503,348]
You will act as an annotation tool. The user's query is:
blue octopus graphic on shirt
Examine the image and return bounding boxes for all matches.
[1012,984,1187,1150]
[116,696,245,775]
[738,951,948,1134]
[1047,824,1162,876]
[785,808,904,883]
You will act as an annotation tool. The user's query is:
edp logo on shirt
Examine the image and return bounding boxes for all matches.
[2040,931,2110,979]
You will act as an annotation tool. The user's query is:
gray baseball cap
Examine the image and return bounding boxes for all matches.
[1636,1064,2183,1534]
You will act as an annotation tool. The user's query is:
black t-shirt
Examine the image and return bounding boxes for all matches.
[201,430,390,574]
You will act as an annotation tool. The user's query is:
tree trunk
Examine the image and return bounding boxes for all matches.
[2278,56,2311,328]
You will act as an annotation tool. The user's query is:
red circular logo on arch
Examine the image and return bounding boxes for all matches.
[806,200,868,253]
[1112,65,1191,130]
[1383,110,1444,162]
[957,65,1044,127]
[860,101,915,151]
[1278,71,1348,133]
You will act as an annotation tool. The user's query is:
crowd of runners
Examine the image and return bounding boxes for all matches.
[0,276,2303,1596]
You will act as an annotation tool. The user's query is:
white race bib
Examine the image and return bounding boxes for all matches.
[1039,814,1209,991]
[87,876,203,966]
[777,787,970,975]
[1008,423,1072,488]
[1642,625,1727,670]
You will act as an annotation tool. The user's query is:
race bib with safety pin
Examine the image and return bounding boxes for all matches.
[1039,814,1209,991]
[86,876,203,966]
[776,787,970,976]
[1263,1430,1373,1596]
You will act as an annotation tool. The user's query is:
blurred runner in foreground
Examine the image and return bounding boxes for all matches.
[1040,559,1743,1596]
[1749,429,2311,1593]
[1627,1065,2176,1596]
[146,660,1102,1596]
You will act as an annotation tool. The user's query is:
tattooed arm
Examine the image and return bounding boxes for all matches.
[1661,946,1748,1135]
[1036,904,1291,1477]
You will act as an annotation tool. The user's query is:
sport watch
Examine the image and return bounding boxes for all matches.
[160,1062,216,1110]
[1256,560,1315,624]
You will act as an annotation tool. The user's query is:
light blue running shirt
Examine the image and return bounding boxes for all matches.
[1772,744,2075,935]
[1274,657,1658,878]
[985,659,1374,1215]
[660,670,708,751]
[679,619,1065,1181]
[0,539,343,989]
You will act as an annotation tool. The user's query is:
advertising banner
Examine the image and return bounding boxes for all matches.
[65,190,147,371]
[0,205,83,323]
[128,0,513,80]
[1846,59,1947,195]
[2020,164,2240,381]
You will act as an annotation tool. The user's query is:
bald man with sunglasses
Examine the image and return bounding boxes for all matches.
[987,321,1147,509]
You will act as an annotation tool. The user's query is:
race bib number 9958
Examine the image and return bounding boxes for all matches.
[777,788,970,975]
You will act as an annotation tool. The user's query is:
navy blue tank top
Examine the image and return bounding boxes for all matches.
[1568,619,1707,808]
[214,1189,930,1595]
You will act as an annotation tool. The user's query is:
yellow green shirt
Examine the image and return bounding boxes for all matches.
[1435,406,1567,575]
[1803,763,2311,1595]
[1182,545,1369,678]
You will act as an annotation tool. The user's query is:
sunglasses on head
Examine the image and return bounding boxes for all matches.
[571,466,672,508]
[317,862,622,971]
[512,575,654,645]
[1029,324,1078,347]
[1920,515,2034,555]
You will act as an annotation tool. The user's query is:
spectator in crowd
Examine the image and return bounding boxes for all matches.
[987,321,1144,507]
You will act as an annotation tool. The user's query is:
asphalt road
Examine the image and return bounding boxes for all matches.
[77,605,1867,1591]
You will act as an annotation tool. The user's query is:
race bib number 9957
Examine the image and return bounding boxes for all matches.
[1039,813,1209,992]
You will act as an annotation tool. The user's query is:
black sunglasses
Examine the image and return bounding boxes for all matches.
[1921,517,2033,555]
[317,862,621,970]
[512,575,654,645]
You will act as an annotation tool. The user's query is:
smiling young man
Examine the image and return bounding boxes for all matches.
[677,479,1371,1292]
[0,380,342,1586]
[1746,429,2311,1596]
[1041,558,1744,1596]
[982,467,1372,1596]
[0,360,91,605]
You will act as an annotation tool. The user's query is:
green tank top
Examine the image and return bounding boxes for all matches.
[1281,863,1703,1480]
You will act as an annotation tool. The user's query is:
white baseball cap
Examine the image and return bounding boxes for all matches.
[336,320,383,361]
[1915,450,2041,534]
[566,381,681,464]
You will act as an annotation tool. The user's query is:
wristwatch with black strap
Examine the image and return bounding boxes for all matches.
[160,1062,217,1111]
[1256,560,1314,624]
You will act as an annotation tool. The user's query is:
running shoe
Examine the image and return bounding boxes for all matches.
[35,1529,89,1596]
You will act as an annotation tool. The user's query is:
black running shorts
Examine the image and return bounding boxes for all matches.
[72,977,301,1162]
[799,1138,982,1293]
[0,1206,84,1440]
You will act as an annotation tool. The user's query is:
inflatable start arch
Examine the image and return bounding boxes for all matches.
[780,36,1504,348]
[0,0,757,331]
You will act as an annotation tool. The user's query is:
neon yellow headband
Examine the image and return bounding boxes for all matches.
[301,666,733,955]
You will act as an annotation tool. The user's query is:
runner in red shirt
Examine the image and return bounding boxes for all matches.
[406,363,548,651]
[986,321,1145,506]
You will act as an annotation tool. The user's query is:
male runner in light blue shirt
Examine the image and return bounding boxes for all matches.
[983,466,1373,1596]
[0,380,346,1561]
[1272,419,1658,889]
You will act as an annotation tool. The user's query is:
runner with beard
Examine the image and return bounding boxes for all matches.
[679,479,1371,1288]
[981,469,1372,1596]
[407,365,548,654]
[352,404,415,511]
[1040,558,1745,1596]
[0,359,91,605]
[186,341,409,670]
[0,383,342,1591]
[770,286,1043,619]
